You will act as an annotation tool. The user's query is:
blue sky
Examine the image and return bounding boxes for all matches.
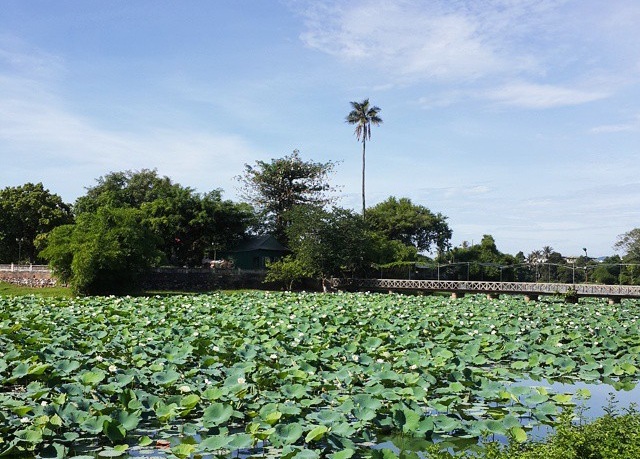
[1,1,639,257]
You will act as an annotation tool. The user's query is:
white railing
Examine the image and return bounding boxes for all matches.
[331,278,640,298]
[0,264,51,273]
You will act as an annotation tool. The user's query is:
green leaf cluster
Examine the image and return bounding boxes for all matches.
[367,197,452,255]
[237,150,338,242]
[73,169,254,267]
[0,183,73,263]
[39,207,163,295]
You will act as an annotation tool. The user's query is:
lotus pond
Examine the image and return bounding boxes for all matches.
[1,292,639,458]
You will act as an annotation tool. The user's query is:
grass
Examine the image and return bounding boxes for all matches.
[0,281,72,297]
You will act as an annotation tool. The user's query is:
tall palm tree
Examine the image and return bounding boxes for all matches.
[346,99,382,217]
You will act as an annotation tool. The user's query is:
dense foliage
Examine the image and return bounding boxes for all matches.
[439,235,517,281]
[39,207,163,295]
[367,197,452,255]
[1,292,639,457]
[423,408,640,458]
[73,169,254,266]
[4,167,640,295]
[285,206,376,279]
[615,228,640,284]
[0,183,73,264]
[237,150,338,243]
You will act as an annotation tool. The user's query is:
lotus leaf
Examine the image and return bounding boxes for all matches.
[150,369,181,386]
[271,422,304,446]
[329,448,355,459]
[305,425,329,442]
[202,402,233,427]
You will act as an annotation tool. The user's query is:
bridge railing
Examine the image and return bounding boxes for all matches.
[331,278,640,298]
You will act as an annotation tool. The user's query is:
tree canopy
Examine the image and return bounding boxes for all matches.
[237,150,338,242]
[367,197,452,255]
[40,207,163,295]
[615,228,640,284]
[74,169,253,266]
[615,228,640,261]
[285,206,374,279]
[0,183,73,263]
[74,169,178,214]
[441,235,517,281]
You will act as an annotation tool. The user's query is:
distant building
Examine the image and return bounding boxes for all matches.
[226,234,291,270]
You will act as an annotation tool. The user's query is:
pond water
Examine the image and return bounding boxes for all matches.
[518,378,640,440]
[374,378,640,455]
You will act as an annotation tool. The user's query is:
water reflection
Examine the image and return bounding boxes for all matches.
[512,378,640,440]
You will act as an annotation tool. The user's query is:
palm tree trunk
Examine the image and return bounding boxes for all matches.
[362,137,366,218]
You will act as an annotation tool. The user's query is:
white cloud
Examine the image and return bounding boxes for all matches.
[297,1,516,83]
[484,82,609,109]
[295,0,637,111]
[0,35,64,78]
[591,115,640,133]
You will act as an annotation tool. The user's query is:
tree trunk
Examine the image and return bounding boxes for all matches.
[362,137,366,218]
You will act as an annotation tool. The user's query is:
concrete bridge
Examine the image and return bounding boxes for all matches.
[331,278,640,303]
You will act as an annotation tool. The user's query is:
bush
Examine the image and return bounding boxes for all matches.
[40,207,163,295]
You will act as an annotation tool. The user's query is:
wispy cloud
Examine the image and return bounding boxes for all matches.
[591,114,640,133]
[297,1,517,83]
[484,82,609,109]
[294,0,637,110]
[0,35,64,78]
[0,41,261,200]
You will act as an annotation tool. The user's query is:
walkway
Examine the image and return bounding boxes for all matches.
[331,278,640,302]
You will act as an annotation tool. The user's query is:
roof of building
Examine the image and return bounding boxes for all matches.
[230,234,290,253]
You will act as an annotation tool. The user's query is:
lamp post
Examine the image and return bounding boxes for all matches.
[16,237,24,265]
[583,248,588,283]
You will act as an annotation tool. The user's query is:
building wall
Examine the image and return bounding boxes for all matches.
[229,250,287,270]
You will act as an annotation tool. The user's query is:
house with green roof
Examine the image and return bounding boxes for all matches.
[226,234,291,270]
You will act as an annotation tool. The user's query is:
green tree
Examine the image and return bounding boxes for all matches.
[525,246,570,283]
[142,188,253,266]
[74,169,177,214]
[591,255,622,285]
[366,197,452,254]
[0,183,73,263]
[40,207,163,295]
[442,235,516,281]
[346,99,382,217]
[237,150,337,242]
[264,255,313,290]
[76,169,253,266]
[615,228,640,284]
[615,228,640,261]
[285,206,374,279]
